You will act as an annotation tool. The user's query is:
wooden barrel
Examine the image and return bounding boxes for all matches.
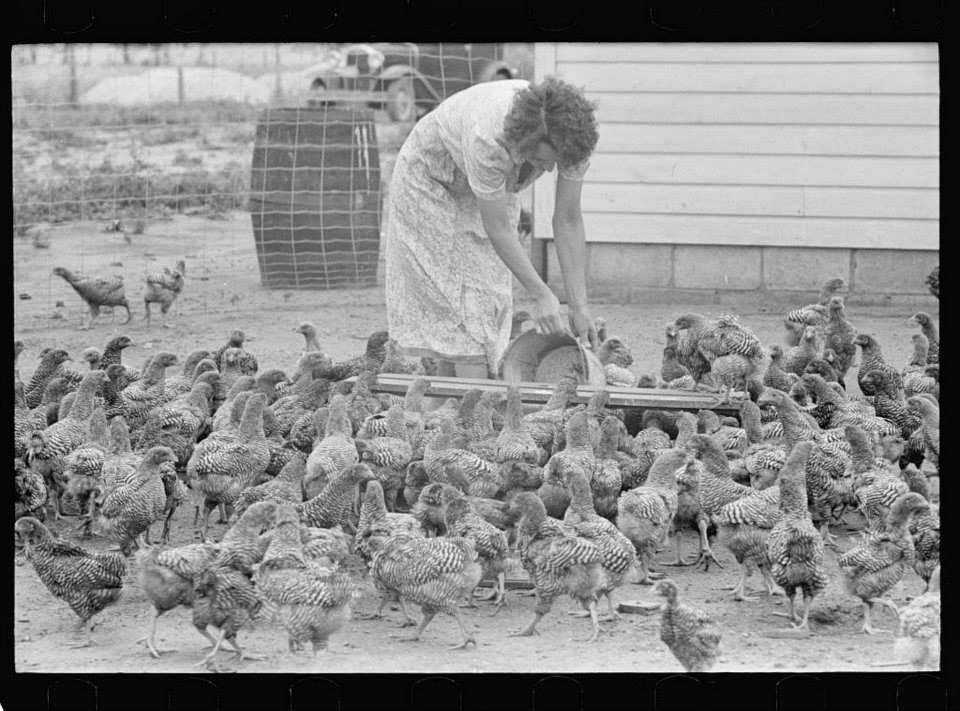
[249,107,381,289]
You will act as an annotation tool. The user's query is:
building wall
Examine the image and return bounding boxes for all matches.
[531,43,939,302]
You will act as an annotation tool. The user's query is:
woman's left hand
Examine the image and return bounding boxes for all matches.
[568,305,599,349]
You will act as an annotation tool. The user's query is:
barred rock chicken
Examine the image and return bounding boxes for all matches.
[212,379,256,432]
[304,394,358,497]
[423,414,501,499]
[520,371,580,454]
[15,379,49,459]
[669,317,713,385]
[95,446,175,555]
[187,392,271,539]
[25,369,109,519]
[355,405,413,512]
[496,385,541,466]
[594,326,639,388]
[137,381,213,473]
[616,449,687,584]
[24,347,71,409]
[859,370,922,455]
[107,352,180,430]
[143,259,186,328]
[344,369,383,434]
[845,425,908,532]
[162,349,212,399]
[838,492,930,634]
[822,296,858,386]
[443,495,510,608]
[716,473,782,601]
[314,330,391,383]
[763,344,794,394]
[296,463,376,530]
[508,492,604,642]
[293,321,324,357]
[855,334,902,396]
[255,505,355,654]
[562,466,637,620]
[412,482,456,538]
[800,373,898,437]
[15,516,126,647]
[15,458,48,521]
[358,376,429,443]
[902,335,937,398]
[783,277,846,345]
[591,416,627,519]
[925,266,939,300]
[906,396,939,474]
[191,563,263,668]
[537,411,597,520]
[890,566,940,671]
[52,266,131,329]
[654,579,722,672]
[907,312,939,365]
[354,479,424,566]
[364,530,482,649]
[764,442,827,635]
[783,326,820,376]
[740,400,787,491]
[909,502,939,589]
[63,407,112,533]
[234,452,307,517]
[212,330,259,375]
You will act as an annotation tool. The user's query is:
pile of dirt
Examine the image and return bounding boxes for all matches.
[81,67,270,106]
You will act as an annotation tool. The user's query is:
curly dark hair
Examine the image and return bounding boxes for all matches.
[503,76,598,168]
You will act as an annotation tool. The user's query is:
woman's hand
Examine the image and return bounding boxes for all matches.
[532,287,569,337]
[568,304,599,349]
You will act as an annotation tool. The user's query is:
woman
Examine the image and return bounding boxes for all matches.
[385,76,599,379]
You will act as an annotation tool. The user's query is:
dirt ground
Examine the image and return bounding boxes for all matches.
[13,212,938,673]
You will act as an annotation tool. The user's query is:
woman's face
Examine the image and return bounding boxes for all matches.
[527,141,558,173]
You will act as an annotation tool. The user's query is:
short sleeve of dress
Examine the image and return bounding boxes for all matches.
[559,159,590,182]
[463,133,512,200]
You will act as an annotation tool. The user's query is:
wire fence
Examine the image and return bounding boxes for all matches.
[12,42,534,330]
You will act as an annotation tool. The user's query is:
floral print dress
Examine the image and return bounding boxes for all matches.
[384,79,588,375]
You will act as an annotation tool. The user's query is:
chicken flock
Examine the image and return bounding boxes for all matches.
[13,276,940,672]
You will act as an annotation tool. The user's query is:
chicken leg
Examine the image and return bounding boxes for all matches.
[694,518,723,571]
[139,612,178,658]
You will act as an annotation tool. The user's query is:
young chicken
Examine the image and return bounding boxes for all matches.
[653,578,722,672]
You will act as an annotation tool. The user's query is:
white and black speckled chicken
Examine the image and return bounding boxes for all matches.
[355,404,414,512]
[891,566,940,670]
[107,352,180,430]
[95,446,176,555]
[304,394,359,498]
[837,491,929,634]
[15,457,48,521]
[15,516,126,647]
[907,312,939,365]
[906,396,939,475]
[212,330,258,376]
[562,465,637,622]
[354,479,424,567]
[190,562,263,668]
[653,578,722,672]
[423,414,502,499]
[234,452,307,517]
[508,492,605,642]
[296,463,376,531]
[763,441,827,635]
[364,526,482,649]
[24,348,72,409]
[855,334,903,396]
[443,494,510,609]
[255,504,355,655]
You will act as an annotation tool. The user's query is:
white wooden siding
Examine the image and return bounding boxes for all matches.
[533,43,940,251]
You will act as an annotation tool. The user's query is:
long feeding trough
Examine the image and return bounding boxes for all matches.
[249,106,381,290]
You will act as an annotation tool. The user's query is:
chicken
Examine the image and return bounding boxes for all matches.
[616,449,687,584]
[296,463,376,531]
[293,321,325,357]
[354,479,424,566]
[520,372,580,455]
[837,492,930,634]
[344,369,383,434]
[15,378,49,459]
[212,330,259,376]
[590,416,626,519]
[52,266,131,329]
[187,392,271,539]
[107,352,180,430]
[763,441,827,635]
[783,277,846,345]
[443,495,510,608]
[670,316,714,385]
[423,413,501,499]
[15,516,126,647]
[845,425,908,532]
[661,327,691,384]
[562,466,637,621]
[800,373,899,437]
[95,446,176,554]
[234,452,307,516]
[364,529,482,649]
[716,475,782,601]
[901,335,937,398]
[763,345,794,393]
[907,312,939,365]
[304,394,358,497]
[190,563,263,668]
[63,407,111,534]
[354,405,413,512]
[740,400,787,491]
[314,330,392,383]
[782,326,820,376]
[890,566,940,671]
[859,370,922,454]
[508,492,605,642]
[358,376,429,445]
[595,332,639,388]
[24,347,71,409]
[137,381,213,473]
[24,370,109,519]
[162,349,213,399]
[822,296,858,386]
[143,259,186,328]
[906,396,939,474]
[537,410,597,520]
[909,503,939,589]
[653,579,722,672]
[925,267,939,300]
[15,457,48,521]
[855,334,903,396]
[255,504,355,654]
[496,385,542,466]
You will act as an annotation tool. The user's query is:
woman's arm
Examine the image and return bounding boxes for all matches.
[552,175,598,347]
[478,197,567,337]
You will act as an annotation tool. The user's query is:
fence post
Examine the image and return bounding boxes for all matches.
[68,45,78,107]
[274,44,283,102]
[178,65,185,104]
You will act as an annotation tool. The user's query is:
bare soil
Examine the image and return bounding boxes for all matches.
[14,212,936,674]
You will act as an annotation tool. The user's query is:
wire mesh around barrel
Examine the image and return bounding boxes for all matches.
[249,105,381,290]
